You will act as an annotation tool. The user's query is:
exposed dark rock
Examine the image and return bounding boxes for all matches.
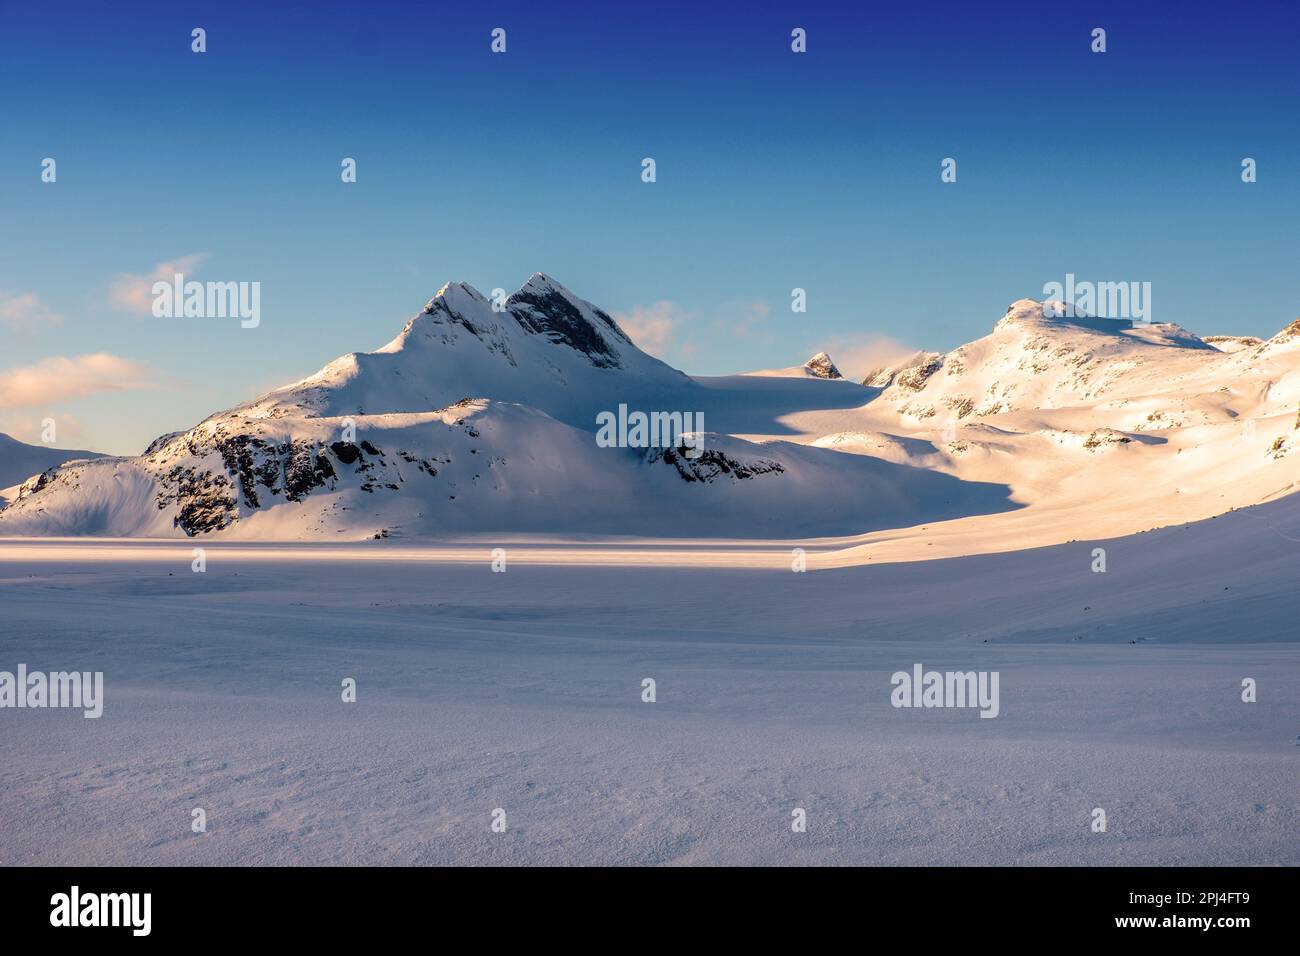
[284,443,336,501]
[507,284,626,369]
[331,441,361,464]
[896,356,944,392]
[804,352,842,380]
[648,445,785,483]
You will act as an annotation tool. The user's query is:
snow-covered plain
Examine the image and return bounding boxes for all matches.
[1,494,1296,866]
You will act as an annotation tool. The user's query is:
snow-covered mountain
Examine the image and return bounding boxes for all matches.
[252,273,694,428]
[865,299,1218,420]
[0,276,1003,539]
[796,298,1300,561]
[744,351,846,380]
[2,284,1297,550]
[0,433,104,503]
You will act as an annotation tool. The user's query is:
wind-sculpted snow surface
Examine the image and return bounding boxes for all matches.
[1,495,1297,865]
[2,283,1298,556]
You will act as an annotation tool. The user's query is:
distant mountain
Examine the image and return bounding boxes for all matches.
[742,351,846,380]
[253,273,693,429]
[0,433,104,494]
[0,276,1007,538]
[3,285,1297,548]
[864,298,1218,419]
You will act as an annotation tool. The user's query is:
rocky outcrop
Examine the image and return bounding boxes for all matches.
[803,352,842,379]
[647,445,785,483]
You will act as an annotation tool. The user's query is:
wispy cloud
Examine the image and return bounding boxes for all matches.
[613,301,691,357]
[0,291,63,335]
[816,333,918,382]
[715,300,771,341]
[110,253,208,313]
[0,354,160,408]
[615,298,775,361]
[0,412,88,445]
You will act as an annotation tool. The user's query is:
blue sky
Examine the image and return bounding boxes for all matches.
[2,0,1298,454]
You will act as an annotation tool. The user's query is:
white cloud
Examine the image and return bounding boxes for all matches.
[816,333,918,382]
[615,298,775,360]
[110,253,208,313]
[613,300,690,357]
[0,291,62,335]
[0,354,159,408]
[0,412,87,444]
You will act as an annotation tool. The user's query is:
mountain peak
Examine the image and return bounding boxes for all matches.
[516,272,571,297]
[506,273,631,368]
[995,298,1214,351]
[423,281,487,313]
[804,352,843,379]
[997,299,1134,335]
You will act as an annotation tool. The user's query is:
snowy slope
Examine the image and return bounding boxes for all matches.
[0,433,104,499]
[0,276,1007,540]
[2,494,1296,864]
[796,300,1300,560]
[745,351,845,380]
[248,274,692,427]
[2,288,1298,554]
[0,399,1017,539]
[865,299,1218,421]
[2,291,1297,867]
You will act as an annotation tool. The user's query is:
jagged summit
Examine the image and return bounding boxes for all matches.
[804,352,842,379]
[421,280,488,313]
[512,271,575,299]
[181,273,689,442]
[746,351,849,380]
[506,272,632,367]
[393,273,635,370]
[862,351,939,389]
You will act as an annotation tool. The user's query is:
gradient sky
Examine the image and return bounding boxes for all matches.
[2,0,1298,455]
